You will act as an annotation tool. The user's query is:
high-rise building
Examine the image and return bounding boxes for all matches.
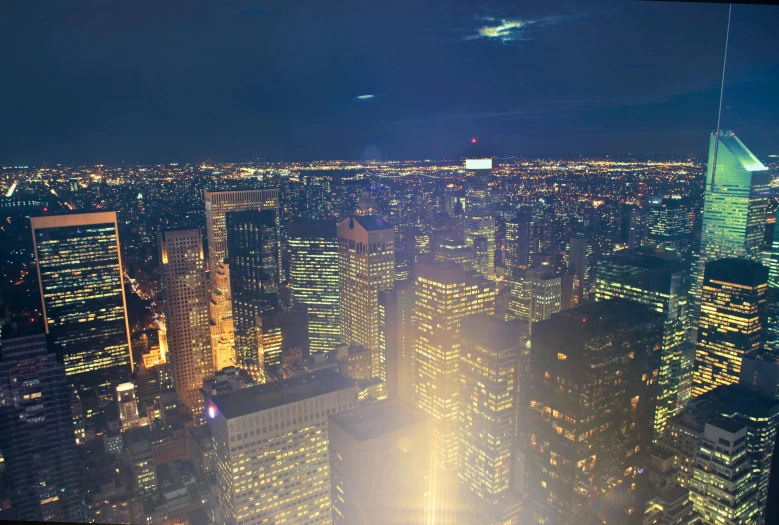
[644,198,696,262]
[205,370,357,525]
[204,190,279,372]
[0,333,85,522]
[566,234,595,304]
[463,158,496,280]
[226,209,280,378]
[595,248,689,437]
[329,400,433,525]
[691,131,770,335]
[31,212,132,390]
[764,210,779,354]
[116,382,140,430]
[255,306,309,383]
[458,314,522,524]
[412,260,496,520]
[693,258,767,399]
[210,260,235,371]
[378,282,415,403]
[158,229,214,417]
[338,215,395,385]
[524,300,663,524]
[505,209,532,274]
[527,266,562,326]
[434,241,474,271]
[287,220,340,354]
[689,420,759,525]
[660,385,779,524]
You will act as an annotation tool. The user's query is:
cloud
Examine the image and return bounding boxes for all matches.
[466,15,576,43]
[355,94,375,100]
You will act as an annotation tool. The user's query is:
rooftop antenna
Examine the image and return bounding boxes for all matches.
[710,4,732,192]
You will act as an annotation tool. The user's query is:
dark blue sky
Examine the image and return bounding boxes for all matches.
[2,0,778,163]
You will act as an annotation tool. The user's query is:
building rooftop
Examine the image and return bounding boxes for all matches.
[286,219,337,239]
[462,314,516,351]
[704,258,768,287]
[329,399,427,442]
[602,248,684,273]
[209,369,354,419]
[349,214,393,231]
[548,299,662,335]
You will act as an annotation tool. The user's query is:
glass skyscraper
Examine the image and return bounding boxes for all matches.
[463,158,496,280]
[287,220,340,354]
[691,131,770,334]
[595,248,689,438]
[31,212,132,390]
[225,209,280,378]
[693,258,767,398]
[0,332,85,523]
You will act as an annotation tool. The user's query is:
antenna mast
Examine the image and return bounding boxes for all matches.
[710,4,732,191]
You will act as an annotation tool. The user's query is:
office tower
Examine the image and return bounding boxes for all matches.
[627,205,646,248]
[158,229,214,416]
[691,131,770,334]
[661,385,779,523]
[287,220,340,354]
[644,198,696,261]
[434,241,474,270]
[413,260,496,519]
[255,306,309,383]
[566,234,595,304]
[689,420,758,524]
[764,210,779,354]
[0,333,85,522]
[338,215,395,384]
[458,314,522,524]
[463,158,496,280]
[205,370,357,525]
[595,248,689,437]
[210,260,235,371]
[226,209,280,378]
[525,300,663,524]
[329,400,433,525]
[204,190,279,372]
[116,382,140,430]
[31,212,132,390]
[505,209,533,273]
[693,259,767,398]
[560,272,580,311]
[378,282,414,402]
[527,266,562,325]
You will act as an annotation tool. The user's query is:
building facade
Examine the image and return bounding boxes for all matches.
[158,228,214,417]
[31,212,132,390]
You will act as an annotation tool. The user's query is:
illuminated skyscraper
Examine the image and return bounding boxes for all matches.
[691,131,770,334]
[0,332,86,522]
[595,248,689,437]
[204,190,279,371]
[210,260,235,370]
[463,158,496,280]
[329,400,433,525]
[689,420,758,525]
[644,198,696,262]
[287,220,340,354]
[31,212,132,390]
[413,260,496,520]
[458,314,522,524]
[693,258,767,398]
[765,210,779,354]
[434,241,474,271]
[505,210,533,321]
[158,229,214,416]
[566,234,594,304]
[378,282,415,403]
[206,369,357,525]
[338,215,395,384]
[226,209,280,378]
[524,300,662,524]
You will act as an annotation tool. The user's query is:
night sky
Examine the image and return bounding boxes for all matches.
[2,0,779,164]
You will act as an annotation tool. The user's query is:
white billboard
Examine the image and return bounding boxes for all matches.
[465,158,492,170]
